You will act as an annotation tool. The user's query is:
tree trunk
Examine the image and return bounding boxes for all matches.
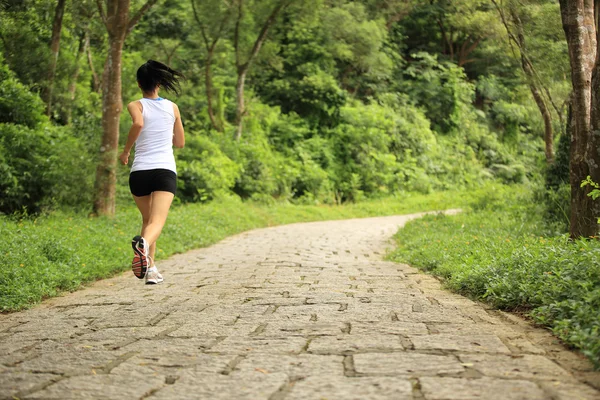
[233,0,290,140]
[45,0,67,116]
[93,34,126,216]
[191,0,231,132]
[234,70,246,141]
[86,31,101,93]
[205,47,222,132]
[558,0,599,239]
[512,10,554,163]
[66,31,87,125]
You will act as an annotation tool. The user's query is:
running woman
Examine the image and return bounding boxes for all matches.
[119,60,185,284]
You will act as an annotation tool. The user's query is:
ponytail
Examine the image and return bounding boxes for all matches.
[136,60,185,96]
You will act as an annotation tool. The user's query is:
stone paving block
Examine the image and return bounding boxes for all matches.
[57,304,122,320]
[25,369,165,399]
[209,336,308,355]
[352,321,429,335]
[354,352,464,376]
[169,322,257,337]
[426,323,517,336]
[500,336,547,355]
[261,321,347,337]
[308,335,404,354]
[111,352,233,374]
[0,371,59,400]
[0,338,37,355]
[459,354,574,381]
[410,334,511,354]
[15,349,120,375]
[539,381,600,400]
[75,326,173,342]
[395,306,475,324]
[8,319,89,341]
[234,354,344,378]
[419,377,546,400]
[121,337,219,353]
[286,376,413,400]
[146,370,287,400]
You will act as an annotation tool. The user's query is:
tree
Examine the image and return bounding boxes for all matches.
[491,0,557,163]
[44,0,67,117]
[93,0,158,216]
[558,0,600,238]
[233,0,293,140]
[191,0,234,132]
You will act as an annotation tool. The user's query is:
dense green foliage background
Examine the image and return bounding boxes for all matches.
[0,0,569,214]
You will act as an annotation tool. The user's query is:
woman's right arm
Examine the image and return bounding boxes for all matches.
[120,101,144,165]
[172,103,185,149]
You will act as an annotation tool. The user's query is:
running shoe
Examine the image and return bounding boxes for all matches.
[131,235,149,279]
[145,265,164,285]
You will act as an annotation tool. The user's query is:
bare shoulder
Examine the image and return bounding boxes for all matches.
[127,100,142,113]
[171,101,181,117]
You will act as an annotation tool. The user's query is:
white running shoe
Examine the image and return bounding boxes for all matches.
[145,265,164,285]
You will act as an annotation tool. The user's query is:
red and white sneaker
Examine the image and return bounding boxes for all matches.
[131,235,149,279]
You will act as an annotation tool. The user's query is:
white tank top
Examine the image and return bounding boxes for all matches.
[131,98,177,174]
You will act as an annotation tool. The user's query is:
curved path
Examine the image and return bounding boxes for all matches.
[1,212,599,399]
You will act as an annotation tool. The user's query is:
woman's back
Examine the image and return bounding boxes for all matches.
[131,98,176,173]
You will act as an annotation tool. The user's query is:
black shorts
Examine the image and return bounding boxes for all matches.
[129,169,177,197]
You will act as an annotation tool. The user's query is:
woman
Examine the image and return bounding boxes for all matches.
[119,60,185,284]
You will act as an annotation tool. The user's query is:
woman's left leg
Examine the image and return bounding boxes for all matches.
[141,191,175,250]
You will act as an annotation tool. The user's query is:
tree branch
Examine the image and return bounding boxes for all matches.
[96,0,107,26]
[127,0,159,35]
[241,0,291,73]
[234,0,243,69]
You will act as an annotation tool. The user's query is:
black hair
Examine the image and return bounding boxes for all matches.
[136,60,184,96]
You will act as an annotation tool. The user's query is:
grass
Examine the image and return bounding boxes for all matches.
[388,184,600,368]
[1,186,483,313]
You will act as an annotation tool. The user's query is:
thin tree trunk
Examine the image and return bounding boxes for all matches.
[205,46,221,131]
[559,0,599,239]
[233,0,290,140]
[510,8,554,163]
[45,0,67,116]
[66,31,87,125]
[191,0,231,132]
[234,70,246,141]
[86,32,101,93]
[93,34,127,216]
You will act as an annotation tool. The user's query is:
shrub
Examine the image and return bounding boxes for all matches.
[176,134,241,202]
[0,59,46,128]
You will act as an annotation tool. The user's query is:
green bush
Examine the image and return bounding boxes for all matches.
[0,59,46,128]
[0,123,94,214]
[176,134,241,202]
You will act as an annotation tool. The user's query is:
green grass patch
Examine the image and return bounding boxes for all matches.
[1,187,485,312]
[388,185,600,368]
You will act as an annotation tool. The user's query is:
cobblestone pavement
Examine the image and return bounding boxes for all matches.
[1,212,599,400]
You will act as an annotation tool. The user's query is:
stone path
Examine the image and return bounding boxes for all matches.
[1,212,599,400]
